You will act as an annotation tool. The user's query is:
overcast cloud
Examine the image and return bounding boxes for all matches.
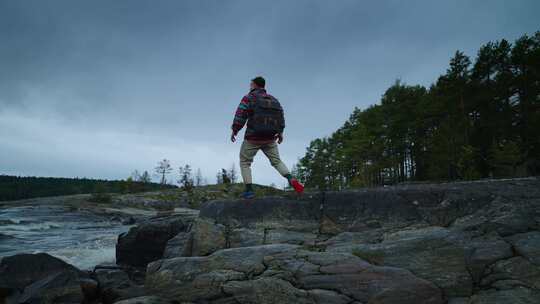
[1,0,539,186]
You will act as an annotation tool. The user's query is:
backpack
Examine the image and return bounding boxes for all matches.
[249,94,285,136]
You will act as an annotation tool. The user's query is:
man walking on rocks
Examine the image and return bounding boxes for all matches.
[231,76,304,199]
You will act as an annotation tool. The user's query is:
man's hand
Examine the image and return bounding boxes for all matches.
[231,131,237,143]
[277,133,283,144]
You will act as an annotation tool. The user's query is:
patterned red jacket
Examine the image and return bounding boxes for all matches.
[231,88,284,142]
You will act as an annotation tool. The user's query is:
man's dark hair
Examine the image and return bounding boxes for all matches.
[251,76,265,88]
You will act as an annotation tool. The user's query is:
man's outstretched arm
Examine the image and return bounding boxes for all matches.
[231,96,251,142]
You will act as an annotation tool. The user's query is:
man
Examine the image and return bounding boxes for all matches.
[231,76,304,199]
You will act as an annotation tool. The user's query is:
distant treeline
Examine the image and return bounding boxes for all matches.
[0,175,174,202]
[294,32,540,190]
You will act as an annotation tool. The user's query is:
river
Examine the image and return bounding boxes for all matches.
[0,204,130,270]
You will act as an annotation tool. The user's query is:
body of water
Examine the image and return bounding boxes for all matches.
[0,205,130,270]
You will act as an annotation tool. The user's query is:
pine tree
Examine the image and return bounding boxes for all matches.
[221,169,231,184]
[178,164,194,191]
[155,159,173,185]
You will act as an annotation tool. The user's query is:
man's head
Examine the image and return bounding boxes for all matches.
[250,76,265,90]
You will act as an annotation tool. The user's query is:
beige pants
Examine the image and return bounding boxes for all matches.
[239,140,290,184]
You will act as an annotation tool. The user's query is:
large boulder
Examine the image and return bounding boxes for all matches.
[93,264,146,304]
[17,270,85,304]
[116,214,194,267]
[0,253,81,291]
[146,244,444,304]
[0,253,88,304]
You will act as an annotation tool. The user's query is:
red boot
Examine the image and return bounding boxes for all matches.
[290,178,304,194]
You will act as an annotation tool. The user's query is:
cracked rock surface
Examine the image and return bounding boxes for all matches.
[146,244,443,304]
[142,178,540,303]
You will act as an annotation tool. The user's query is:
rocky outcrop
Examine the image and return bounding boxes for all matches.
[146,244,444,304]
[168,178,539,254]
[116,212,197,267]
[147,177,540,303]
[4,178,538,304]
[0,253,155,304]
[0,253,93,304]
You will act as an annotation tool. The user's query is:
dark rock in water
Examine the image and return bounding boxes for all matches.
[111,216,122,222]
[116,214,195,267]
[122,217,136,225]
[0,253,88,304]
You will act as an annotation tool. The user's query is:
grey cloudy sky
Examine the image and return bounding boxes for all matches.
[1,0,539,186]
